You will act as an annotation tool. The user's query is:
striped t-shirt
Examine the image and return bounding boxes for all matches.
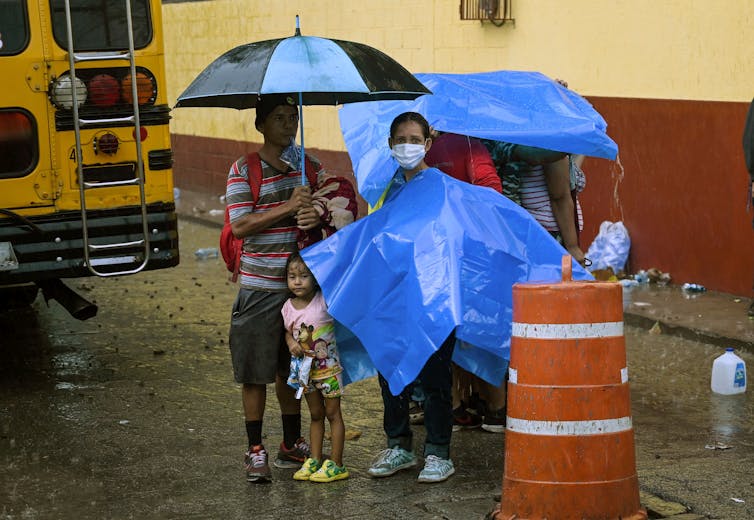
[519,164,583,233]
[225,154,323,291]
[483,140,584,233]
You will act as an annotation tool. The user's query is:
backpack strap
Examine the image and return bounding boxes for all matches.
[222,153,262,283]
[246,152,263,206]
[247,152,318,204]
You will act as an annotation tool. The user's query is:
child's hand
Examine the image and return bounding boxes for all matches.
[285,330,304,357]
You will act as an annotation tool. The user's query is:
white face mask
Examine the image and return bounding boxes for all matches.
[391,143,426,170]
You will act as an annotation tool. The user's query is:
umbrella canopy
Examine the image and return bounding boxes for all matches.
[175,26,430,109]
[175,18,430,181]
[301,169,593,395]
[338,70,618,206]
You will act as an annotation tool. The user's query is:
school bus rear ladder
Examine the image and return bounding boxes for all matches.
[62,0,151,277]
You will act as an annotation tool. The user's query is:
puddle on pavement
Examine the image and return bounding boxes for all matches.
[626,329,754,443]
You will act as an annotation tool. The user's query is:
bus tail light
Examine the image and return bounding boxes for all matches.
[133,126,148,142]
[50,75,88,110]
[94,132,119,155]
[50,68,158,112]
[88,74,120,107]
[122,72,157,105]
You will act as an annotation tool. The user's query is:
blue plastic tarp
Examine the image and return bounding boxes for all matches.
[338,70,618,206]
[302,169,593,395]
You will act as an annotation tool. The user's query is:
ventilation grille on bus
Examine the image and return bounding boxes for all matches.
[148,149,173,171]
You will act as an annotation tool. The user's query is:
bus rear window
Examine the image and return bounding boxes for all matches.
[49,0,152,52]
[0,0,29,55]
[0,110,37,177]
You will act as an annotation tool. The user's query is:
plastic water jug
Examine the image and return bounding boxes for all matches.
[710,348,747,395]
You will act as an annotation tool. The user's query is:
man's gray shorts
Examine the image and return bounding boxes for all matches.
[228,288,289,384]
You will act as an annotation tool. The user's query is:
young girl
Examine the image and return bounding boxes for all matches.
[281,252,348,482]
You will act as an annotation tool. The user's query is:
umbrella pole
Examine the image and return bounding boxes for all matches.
[298,91,306,185]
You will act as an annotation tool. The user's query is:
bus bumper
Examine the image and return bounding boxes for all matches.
[0,203,179,284]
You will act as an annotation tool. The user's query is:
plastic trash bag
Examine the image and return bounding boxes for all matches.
[287,355,313,399]
[586,221,631,273]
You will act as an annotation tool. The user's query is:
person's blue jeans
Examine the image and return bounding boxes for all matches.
[378,334,454,459]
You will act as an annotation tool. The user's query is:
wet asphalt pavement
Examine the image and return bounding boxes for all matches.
[0,218,753,519]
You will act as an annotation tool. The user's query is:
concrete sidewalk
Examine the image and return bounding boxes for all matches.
[623,283,754,352]
[175,187,754,352]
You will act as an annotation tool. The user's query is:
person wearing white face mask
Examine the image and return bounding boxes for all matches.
[368,112,433,212]
[365,112,456,484]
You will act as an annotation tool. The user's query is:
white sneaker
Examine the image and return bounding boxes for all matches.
[417,455,455,483]
[366,447,417,478]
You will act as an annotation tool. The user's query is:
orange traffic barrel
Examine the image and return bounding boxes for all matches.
[495,256,647,520]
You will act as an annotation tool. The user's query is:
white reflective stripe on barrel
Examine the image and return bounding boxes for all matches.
[506,416,633,435]
[512,321,624,339]
[507,367,628,386]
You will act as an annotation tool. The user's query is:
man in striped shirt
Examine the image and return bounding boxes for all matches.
[226,94,325,482]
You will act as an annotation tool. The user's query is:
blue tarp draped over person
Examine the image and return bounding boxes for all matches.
[302,169,593,396]
[339,70,618,207]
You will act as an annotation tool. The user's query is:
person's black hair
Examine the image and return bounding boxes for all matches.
[255,94,297,128]
[389,111,430,140]
[285,251,305,273]
[285,251,320,292]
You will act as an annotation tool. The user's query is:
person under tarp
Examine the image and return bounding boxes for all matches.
[301,111,593,484]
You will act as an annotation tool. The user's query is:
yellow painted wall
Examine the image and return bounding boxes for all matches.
[163,0,754,152]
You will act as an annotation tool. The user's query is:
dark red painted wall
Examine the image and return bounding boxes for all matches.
[171,133,363,210]
[172,97,754,296]
[580,97,753,296]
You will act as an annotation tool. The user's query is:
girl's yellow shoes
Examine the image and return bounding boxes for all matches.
[293,458,320,481]
[293,458,349,482]
[309,459,349,482]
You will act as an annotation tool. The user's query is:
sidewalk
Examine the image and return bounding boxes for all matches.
[175,187,754,352]
[623,283,754,352]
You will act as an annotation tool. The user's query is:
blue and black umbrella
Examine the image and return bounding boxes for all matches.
[176,17,430,179]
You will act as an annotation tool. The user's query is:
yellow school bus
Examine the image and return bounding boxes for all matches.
[0,0,178,319]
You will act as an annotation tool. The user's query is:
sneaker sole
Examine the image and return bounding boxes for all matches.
[247,474,271,483]
[481,424,506,433]
[309,472,350,483]
[274,459,304,469]
[417,466,455,483]
[292,473,313,481]
[366,460,418,478]
[452,423,482,432]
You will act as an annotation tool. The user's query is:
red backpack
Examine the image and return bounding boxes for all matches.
[220,152,318,282]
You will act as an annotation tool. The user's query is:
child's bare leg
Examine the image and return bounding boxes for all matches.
[483,379,507,411]
[324,397,345,466]
[304,391,325,461]
[452,364,473,409]
[451,364,463,409]
[458,367,472,404]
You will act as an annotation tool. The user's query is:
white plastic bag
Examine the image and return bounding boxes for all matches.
[287,355,313,399]
[586,221,630,273]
